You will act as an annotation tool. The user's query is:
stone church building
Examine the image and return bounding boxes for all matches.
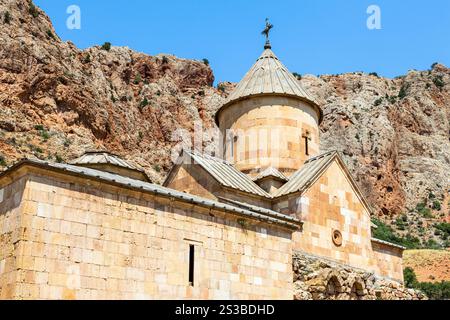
[0,41,410,300]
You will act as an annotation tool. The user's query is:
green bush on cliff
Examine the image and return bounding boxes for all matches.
[0,155,6,166]
[372,218,421,249]
[4,11,11,24]
[433,75,445,88]
[29,3,39,18]
[432,200,441,211]
[435,223,450,240]
[101,42,111,51]
[404,267,450,300]
[403,267,418,288]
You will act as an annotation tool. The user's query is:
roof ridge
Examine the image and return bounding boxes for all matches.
[186,149,232,165]
[304,150,338,164]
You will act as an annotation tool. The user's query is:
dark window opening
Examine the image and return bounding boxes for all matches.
[304,136,309,156]
[189,245,195,286]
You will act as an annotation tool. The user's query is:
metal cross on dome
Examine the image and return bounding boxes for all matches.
[261,18,274,49]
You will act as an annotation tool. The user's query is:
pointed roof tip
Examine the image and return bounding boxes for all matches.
[215,46,323,125]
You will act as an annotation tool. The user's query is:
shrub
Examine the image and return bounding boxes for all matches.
[4,11,11,24]
[29,3,39,18]
[372,218,421,249]
[395,217,406,231]
[431,62,438,69]
[162,56,169,64]
[416,202,433,218]
[202,58,209,66]
[404,267,450,300]
[416,281,450,300]
[217,84,226,93]
[140,98,149,109]
[153,164,161,172]
[40,130,50,141]
[432,200,441,211]
[292,72,302,80]
[423,239,441,250]
[435,223,450,239]
[419,208,433,219]
[134,73,142,85]
[55,154,63,163]
[433,75,444,89]
[369,72,379,77]
[404,267,418,288]
[388,96,397,104]
[83,54,91,64]
[398,85,408,99]
[101,42,111,51]
[46,30,55,40]
[374,98,383,107]
[0,155,6,166]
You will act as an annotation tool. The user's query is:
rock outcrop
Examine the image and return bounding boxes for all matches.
[293,252,427,300]
[0,0,225,183]
[0,0,448,233]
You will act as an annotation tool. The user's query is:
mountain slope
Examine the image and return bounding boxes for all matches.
[0,0,449,244]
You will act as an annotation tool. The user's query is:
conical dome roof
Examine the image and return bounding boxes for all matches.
[216,48,322,124]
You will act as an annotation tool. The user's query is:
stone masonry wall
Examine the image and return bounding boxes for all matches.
[218,96,320,176]
[0,167,294,300]
[0,175,27,299]
[275,159,404,281]
[293,252,426,300]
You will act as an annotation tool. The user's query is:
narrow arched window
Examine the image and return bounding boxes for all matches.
[302,131,311,156]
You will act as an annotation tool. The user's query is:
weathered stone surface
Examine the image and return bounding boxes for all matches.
[293,252,427,300]
[0,0,448,240]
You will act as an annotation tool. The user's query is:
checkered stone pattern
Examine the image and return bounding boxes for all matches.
[0,169,293,300]
[278,160,404,281]
[218,96,320,177]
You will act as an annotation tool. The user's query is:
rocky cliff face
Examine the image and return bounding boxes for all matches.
[0,0,226,183]
[0,1,448,237]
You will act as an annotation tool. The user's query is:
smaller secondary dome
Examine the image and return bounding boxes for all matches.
[216,48,322,125]
[70,151,150,182]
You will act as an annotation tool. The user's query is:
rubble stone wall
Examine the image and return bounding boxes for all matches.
[293,251,426,300]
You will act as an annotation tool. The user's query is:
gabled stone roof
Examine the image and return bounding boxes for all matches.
[253,167,289,182]
[273,150,374,215]
[273,151,337,198]
[70,151,143,172]
[0,158,301,230]
[184,150,271,198]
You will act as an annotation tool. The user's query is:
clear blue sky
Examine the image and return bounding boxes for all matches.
[35,0,450,84]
